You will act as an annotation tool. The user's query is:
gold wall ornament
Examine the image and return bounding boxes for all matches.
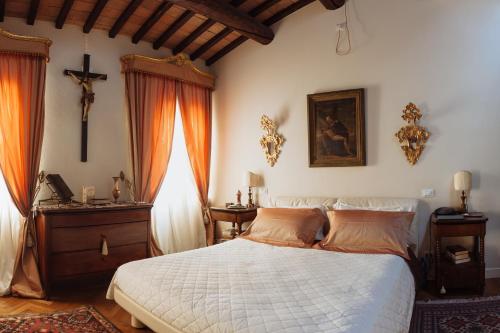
[395,103,430,165]
[259,115,285,167]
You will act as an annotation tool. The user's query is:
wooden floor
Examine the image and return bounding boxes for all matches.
[1,279,499,332]
[0,286,153,333]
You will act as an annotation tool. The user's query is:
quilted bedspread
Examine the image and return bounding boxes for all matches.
[107,239,415,333]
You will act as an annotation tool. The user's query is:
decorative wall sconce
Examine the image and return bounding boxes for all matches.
[395,103,430,165]
[259,115,285,167]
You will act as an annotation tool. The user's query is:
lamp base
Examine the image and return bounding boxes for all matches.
[247,186,254,208]
[460,190,468,213]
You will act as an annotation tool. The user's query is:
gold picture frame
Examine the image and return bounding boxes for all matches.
[308,89,366,167]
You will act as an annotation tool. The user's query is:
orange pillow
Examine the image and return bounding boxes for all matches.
[240,208,327,248]
[317,210,415,259]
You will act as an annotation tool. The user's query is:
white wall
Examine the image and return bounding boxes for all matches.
[211,0,500,276]
[0,18,208,201]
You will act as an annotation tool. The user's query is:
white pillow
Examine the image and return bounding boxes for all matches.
[333,201,404,211]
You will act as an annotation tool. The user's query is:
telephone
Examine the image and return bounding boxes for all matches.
[433,207,459,215]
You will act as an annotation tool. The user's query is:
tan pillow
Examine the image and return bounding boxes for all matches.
[318,210,415,259]
[240,208,327,248]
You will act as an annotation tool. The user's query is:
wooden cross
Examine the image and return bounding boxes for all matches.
[64,54,107,162]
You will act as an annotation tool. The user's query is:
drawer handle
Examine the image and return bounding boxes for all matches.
[101,236,109,256]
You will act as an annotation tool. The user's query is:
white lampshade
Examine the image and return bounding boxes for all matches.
[454,171,472,191]
[242,171,258,187]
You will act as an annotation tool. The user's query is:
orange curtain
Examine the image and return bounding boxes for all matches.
[0,53,46,298]
[177,82,213,245]
[125,71,176,256]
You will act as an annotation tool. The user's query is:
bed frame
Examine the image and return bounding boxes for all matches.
[114,196,422,332]
[114,286,182,333]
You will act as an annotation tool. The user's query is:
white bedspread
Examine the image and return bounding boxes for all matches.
[107,239,415,333]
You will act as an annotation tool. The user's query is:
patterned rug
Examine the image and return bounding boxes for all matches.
[410,296,500,333]
[0,305,121,333]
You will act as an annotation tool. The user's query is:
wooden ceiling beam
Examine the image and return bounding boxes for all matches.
[263,0,315,26]
[206,35,246,66]
[230,0,247,7]
[153,10,194,49]
[84,0,109,33]
[206,0,315,66]
[132,2,172,44]
[172,0,246,56]
[319,0,345,10]
[248,0,280,17]
[190,27,231,61]
[190,0,277,61]
[27,0,40,25]
[167,0,274,45]
[55,0,75,29]
[0,0,5,22]
[172,18,215,55]
[109,0,143,38]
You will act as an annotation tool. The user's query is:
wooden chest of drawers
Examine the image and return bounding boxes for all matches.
[35,203,152,297]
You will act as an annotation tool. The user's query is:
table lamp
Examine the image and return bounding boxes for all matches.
[454,170,472,213]
[243,171,258,207]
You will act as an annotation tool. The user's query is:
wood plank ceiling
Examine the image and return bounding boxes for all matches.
[0,0,344,66]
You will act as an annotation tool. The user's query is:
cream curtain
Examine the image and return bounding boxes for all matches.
[0,175,21,296]
[152,104,206,254]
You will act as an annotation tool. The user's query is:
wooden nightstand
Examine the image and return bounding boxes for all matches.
[431,213,488,295]
[209,207,257,245]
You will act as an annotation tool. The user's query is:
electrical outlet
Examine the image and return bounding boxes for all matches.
[421,188,435,198]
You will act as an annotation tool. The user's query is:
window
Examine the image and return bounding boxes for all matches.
[152,102,206,254]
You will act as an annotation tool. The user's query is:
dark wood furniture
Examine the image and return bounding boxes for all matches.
[35,203,152,298]
[209,207,257,245]
[432,213,488,295]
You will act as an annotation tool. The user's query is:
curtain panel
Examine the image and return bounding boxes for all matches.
[0,29,51,298]
[178,82,213,245]
[122,54,214,250]
[125,71,176,256]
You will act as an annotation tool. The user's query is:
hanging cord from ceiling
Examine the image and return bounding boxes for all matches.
[336,1,351,56]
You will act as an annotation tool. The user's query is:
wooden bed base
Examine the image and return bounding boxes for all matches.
[113,287,182,333]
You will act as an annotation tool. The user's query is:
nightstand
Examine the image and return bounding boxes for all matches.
[209,207,257,245]
[431,213,488,294]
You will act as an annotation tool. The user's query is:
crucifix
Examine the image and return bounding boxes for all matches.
[64,54,107,162]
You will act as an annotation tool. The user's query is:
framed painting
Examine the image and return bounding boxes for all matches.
[308,88,365,167]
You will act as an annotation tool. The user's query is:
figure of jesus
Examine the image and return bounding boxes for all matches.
[68,72,104,121]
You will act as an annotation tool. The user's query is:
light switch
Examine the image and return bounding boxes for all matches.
[421,188,435,198]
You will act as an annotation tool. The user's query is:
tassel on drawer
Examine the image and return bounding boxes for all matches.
[101,236,109,256]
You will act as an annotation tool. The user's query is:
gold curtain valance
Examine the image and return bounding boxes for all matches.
[121,54,215,90]
[0,28,52,61]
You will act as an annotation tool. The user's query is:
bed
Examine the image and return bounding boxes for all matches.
[107,197,421,333]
